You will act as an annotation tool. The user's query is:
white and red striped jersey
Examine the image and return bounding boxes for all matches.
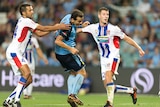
[24,37,39,70]
[82,23,125,59]
[7,17,38,55]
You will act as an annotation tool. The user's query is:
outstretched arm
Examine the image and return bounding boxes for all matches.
[77,28,82,33]
[77,21,90,33]
[33,30,50,37]
[36,23,71,33]
[123,34,145,57]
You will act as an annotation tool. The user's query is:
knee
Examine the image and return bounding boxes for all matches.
[23,71,31,78]
[78,71,87,78]
[28,76,33,84]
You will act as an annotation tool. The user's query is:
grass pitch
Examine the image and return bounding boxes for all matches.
[0,91,160,107]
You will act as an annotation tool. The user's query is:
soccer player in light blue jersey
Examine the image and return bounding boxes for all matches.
[55,9,89,107]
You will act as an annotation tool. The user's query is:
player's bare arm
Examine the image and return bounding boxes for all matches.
[36,23,71,32]
[76,28,82,33]
[76,21,90,33]
[55,35,79,54]
[123,34,145,57]
[33,30,50,36]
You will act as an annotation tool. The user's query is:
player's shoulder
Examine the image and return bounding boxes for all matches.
[108,23,121,31]
[60,14,71,24]
[18,17,34,24]
[19,17,32,21]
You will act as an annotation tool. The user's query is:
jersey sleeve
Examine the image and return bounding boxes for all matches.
[81,24,93,34]
[60,14,71,24]
[112,26,125,39]
[31,37,40,48]
[25,18,38,30]
[56,14,71,40]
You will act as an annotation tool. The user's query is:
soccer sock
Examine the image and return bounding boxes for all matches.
[14,77,27,102]
[6,87,17,103]
[114,85,134,93]
[67,75,75,95]
[27,83,33,96]
[23,87,27,96]
[106,82,114,105]
[72,74,84,95]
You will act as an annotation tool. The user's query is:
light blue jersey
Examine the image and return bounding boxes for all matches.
[55,14,77,55]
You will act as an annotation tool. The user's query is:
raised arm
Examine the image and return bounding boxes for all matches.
[123,34,145,57]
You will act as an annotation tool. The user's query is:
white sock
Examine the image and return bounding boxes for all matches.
[106,82,114,105]
[6,87,17,103]
[27,83,33,96]
[14,77,27,102]
[115,85,133,93]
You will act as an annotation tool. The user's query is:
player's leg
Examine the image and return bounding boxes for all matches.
[115,85,134,93]
[103,58,120,107]
[68,68,86,105]
[67,72,77,107]
[24,69,34,99]
[68,54,86,106]
[23,83,33,99]
[67,71,76,95]
[26,83,33,98]
[23,87,28,99]
[14,64,32,103]
[114,85,137,104]
[103,71,114,107]
[3,65,32,107]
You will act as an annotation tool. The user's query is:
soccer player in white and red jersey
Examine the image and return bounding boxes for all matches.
[3,3,70,107]
[77,7,145,107]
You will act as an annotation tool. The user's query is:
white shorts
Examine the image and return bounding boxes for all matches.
[6,51,28,76]
[100,56,120,80]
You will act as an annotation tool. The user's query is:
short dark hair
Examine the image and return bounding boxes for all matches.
[19,3,31,15]
[71,9,84,20]
[98,7,109,13]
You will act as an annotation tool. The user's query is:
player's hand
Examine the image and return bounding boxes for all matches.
[44,59,49,65]
[139,49,145,57]
[70,47,79,54]
[82,21,90,27]
[58,23,71,30]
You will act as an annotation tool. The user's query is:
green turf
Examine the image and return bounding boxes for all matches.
[0,91,160,107]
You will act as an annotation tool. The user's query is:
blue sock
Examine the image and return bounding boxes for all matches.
[67,75,75,95]
[72,74,84,95]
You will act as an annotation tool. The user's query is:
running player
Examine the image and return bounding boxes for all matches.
[55,9,89,107]
[77,7,145,107]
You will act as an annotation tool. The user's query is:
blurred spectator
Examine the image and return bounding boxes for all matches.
[46,48,60,66]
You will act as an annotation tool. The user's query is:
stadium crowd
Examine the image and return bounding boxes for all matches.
[0,0,160,68]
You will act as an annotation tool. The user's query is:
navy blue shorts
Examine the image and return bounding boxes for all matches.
[55,53,85,72]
